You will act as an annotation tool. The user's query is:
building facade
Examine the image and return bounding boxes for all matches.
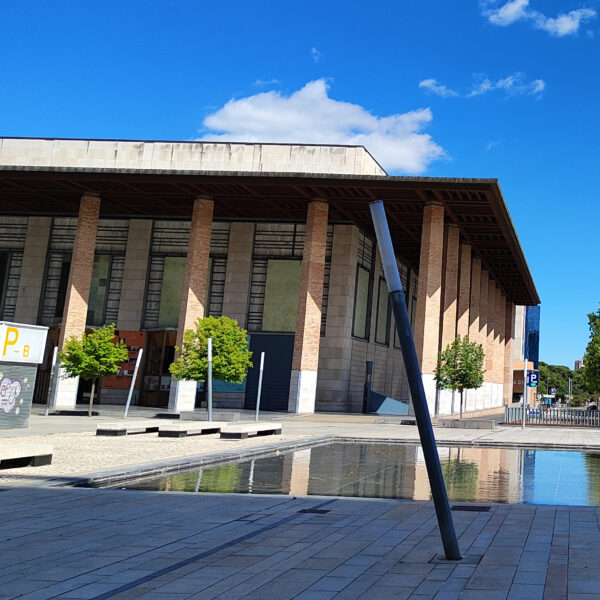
[0,138,540,416]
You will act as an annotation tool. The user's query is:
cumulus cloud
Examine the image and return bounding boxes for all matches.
[418,78,459,97]
[199,79,445,174]
[253,78,280,87]
[482,0,596,36]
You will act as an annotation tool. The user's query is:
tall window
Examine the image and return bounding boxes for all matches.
[262,259,301,332]
[0,252,9,318]
[352,265,371,339]
[375,277,390,345]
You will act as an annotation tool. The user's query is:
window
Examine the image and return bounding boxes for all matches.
[158,257,187,328]
[0,252,9,317]
[352,265,371,339]
[87,255,112,326]
[375,277,390,345]
[262,259,301,332]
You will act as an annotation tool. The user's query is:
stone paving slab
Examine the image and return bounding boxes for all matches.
[0,486,597,599]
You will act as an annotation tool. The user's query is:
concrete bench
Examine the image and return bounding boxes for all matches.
[158,422,226,438]
[438,419,495,430]
[96,421,160,436]
[220,422,282,440]
[0,444,53,468]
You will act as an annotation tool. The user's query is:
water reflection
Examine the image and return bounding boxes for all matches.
[123,443,600,506]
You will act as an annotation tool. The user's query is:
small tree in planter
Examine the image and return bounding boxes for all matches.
[169,316,253,397]
[434,334,485,419]
[58,324,129,416]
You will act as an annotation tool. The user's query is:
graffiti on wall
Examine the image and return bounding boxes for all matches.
[0,373,24,414]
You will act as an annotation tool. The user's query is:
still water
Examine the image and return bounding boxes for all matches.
[122,443,600,506]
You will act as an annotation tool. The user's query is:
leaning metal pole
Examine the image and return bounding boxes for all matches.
[370,200,461,561]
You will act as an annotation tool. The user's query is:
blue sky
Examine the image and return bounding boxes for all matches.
[1,0,598,367]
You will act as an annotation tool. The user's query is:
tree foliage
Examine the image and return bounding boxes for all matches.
[169,316,253,384]
[434,335,485,393]
[584,304,600,397]
[58,324,129,416]
[58,324,128,381]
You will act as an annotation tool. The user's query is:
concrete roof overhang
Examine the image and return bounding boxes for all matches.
[0,166,539,306]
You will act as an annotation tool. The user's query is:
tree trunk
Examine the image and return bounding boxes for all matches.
[88,379,96,417]
[459,389,464,420]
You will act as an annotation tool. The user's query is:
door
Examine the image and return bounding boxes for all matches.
[244,334,294,412]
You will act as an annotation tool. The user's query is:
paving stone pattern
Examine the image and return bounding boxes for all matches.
[1,486,599,599]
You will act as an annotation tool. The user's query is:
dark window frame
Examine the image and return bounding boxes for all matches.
[351,263,373,341]
[375,276,391,346]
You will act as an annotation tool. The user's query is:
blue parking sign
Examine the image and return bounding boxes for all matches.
[527,372,539,387]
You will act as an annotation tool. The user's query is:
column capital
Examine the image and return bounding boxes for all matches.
[81,192,100,199]
[445,222,459,229]
[424,200,444,207]
[310,198,328,205]
[194,194,213,201]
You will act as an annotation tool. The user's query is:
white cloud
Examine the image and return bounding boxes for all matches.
[310,47,322,62]
[418,78,459,97]
[468,73,545,97]
[253,78,280,87]
[419,73,545,98]
[482,1,596,36]
[200,79,445,174]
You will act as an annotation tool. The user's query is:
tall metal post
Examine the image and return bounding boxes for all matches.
[369,200,461,561]
[124,348,144,419]
[255,352,265,422]
[207,337,213,422]
[45,346,58,416]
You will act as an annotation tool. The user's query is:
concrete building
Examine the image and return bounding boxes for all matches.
[0,137,539,416]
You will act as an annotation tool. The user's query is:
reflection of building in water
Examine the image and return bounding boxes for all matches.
[303,443,419,499]
[413,446,523,503]
[283,447,312,496]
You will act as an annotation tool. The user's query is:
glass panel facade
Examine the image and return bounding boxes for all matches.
[262,259,301,332]
[158,257,186,328]
[375,277,390,345]
[87,255,111,326]
[352,265,370,339]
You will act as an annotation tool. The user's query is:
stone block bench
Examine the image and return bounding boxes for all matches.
[437,419,495,430]
[158,422,226,438]
[220,422,282,440]
[0,444,53,468]
[96,421,160,436]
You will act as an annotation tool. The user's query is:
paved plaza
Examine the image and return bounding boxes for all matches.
[2,410,600,598]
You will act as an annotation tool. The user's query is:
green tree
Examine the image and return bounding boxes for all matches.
[434,334,485,419]
[58,324,129,416]
[169,316,253,385]
[584,304,600,399]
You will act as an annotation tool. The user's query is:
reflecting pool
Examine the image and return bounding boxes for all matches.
[121,443,600,506]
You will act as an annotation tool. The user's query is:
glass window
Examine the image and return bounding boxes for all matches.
[54,256,72,319]
[262,259,301,332]
[0,252,9,316]
[352,265,371,339]
[87,255,111,326]
[375,277,390,345]
[158,257,186,328]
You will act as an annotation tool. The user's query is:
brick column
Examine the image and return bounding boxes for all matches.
[221,222,254,328]
[316,225,359,411]
[440,224,459,351]
[117,219,153,331]
[14,217,51,324]
[468,257,481,343]
[504,301,516,404]
[55,193,101,410]
[414,202,444,412]
[288,200,329,413]
[486,277,496,380]
[456,243,471,338]
[495,287,506,387]
[169,197,214,412]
